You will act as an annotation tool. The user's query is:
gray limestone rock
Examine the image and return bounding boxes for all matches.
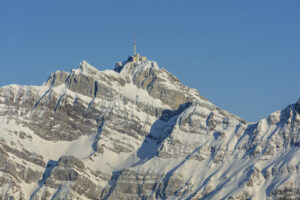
[0,59,299,200]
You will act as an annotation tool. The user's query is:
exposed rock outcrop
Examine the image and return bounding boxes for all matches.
[0,59,299,199]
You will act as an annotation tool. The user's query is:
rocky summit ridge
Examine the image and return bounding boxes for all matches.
[0,58,299,200]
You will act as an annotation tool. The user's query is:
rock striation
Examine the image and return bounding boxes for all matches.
[0,59,299,199]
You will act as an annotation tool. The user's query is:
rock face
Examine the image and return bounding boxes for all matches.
[0,59,299,200]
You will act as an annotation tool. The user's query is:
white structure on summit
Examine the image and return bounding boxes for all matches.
[132,39,146,63]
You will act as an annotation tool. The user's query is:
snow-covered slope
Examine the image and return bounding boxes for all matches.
[0,59,299,200]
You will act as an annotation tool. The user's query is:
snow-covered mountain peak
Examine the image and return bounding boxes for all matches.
[296,98,300,114]
[76,60,99,76]
[263,99,300,127]
[1,58,300,199]
[119,60,159,79]
[40,59,245,120]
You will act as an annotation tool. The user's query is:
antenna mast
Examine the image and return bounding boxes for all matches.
[134,37,136,56]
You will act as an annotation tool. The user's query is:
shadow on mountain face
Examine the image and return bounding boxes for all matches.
[100,102,192,200]
[30,160,59,200]
[101,170,123,200]
[135,102,192,166]
[157,143,209,199]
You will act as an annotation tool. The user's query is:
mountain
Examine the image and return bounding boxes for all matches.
[0,58,299,200]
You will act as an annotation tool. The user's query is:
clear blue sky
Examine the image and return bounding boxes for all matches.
[1,1,299,122]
